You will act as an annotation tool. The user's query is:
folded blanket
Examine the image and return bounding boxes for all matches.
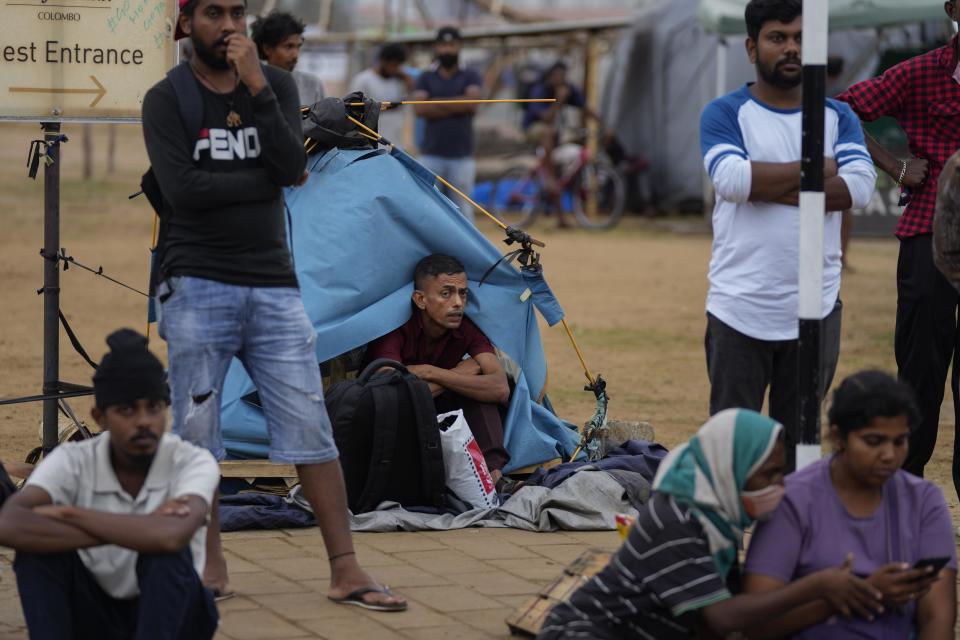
[219,445,666,533]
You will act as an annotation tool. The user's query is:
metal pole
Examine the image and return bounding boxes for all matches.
[42,121,62,456]
[584,31,600,220]
[796,0,828,471]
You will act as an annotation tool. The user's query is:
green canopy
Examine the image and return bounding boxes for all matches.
[699,0,948,35]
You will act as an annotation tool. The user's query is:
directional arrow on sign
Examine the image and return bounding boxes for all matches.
[9,75,107,108]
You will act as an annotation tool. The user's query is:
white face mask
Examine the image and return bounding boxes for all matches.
[741,484,785,521]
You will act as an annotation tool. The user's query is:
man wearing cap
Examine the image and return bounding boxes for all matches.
[413,26,483,223]
[0,329,219,639]
[141,0,406,612]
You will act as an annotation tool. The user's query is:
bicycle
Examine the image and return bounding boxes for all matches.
[490,131,626,230]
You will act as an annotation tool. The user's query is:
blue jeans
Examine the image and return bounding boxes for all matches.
[157,276,338,465]
[15,548,218,640]
[419,154,476,223]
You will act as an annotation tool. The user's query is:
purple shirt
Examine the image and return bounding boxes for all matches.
[745,456,956,639]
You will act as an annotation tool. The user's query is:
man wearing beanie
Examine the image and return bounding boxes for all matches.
[142,0,405,611]
[0,329,220,639]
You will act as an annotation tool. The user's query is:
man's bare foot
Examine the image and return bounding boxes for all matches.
[328,555,407,611]
[203,548,231,597]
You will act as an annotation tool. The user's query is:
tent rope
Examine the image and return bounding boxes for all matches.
[47,248,149,298]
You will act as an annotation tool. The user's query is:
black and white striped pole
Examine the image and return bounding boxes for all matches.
[795,0,828,472]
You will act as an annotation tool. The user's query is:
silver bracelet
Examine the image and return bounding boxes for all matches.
[897,160,908,185]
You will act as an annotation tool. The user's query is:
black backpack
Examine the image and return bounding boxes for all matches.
[326,359,445,514]
[141,61,203,305]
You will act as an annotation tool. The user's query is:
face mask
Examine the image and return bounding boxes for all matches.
[438,53,459,69]
[741,484,785,521]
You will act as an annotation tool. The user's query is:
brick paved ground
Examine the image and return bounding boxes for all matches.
[0,528,622,639]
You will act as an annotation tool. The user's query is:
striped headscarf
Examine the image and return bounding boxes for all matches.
[652,409,783,578]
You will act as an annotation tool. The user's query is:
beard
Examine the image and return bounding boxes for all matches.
[438,53,459,69]
[192,34,231,70]
[757,57,802,89]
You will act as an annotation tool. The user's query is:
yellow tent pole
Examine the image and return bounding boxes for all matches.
[345,114,523,237]
[302,99,554,112]
[346,98,556,107]
[560,318,595,386]
[569,444,584,462]
[434,174,507,232]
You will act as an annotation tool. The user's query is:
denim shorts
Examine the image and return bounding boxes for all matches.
[157,276,338,465]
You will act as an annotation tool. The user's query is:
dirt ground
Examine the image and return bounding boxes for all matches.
[0,121,957,526]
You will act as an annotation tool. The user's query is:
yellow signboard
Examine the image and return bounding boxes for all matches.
[0,0,176,121]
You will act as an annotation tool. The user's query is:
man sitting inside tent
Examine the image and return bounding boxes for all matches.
[367,254,514,487]
[0,329,220,639]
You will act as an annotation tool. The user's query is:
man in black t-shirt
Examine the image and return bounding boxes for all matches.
[413,26,482,223]
[141,0,406,612]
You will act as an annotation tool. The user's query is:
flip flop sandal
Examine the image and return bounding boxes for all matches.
[211,588,236,602]
[328,586,408,612]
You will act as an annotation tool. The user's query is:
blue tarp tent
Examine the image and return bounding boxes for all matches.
[219,146,582,473]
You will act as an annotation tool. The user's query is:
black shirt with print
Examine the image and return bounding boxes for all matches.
[537,493,732,640]
[141,65,305,287]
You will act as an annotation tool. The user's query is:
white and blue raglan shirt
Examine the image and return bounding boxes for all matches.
[701,84,876,341]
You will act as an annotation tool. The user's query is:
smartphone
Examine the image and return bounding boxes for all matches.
[912,556,950,577]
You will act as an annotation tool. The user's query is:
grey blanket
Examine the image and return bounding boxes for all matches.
[290,469,643,533]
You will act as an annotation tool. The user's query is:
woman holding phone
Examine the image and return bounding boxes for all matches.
[537,409,885,640]
[743,370,957,639]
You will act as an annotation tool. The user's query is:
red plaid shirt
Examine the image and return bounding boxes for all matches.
[837,37,960,238]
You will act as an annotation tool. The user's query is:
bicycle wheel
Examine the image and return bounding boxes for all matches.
[490,165,542,229]
[571,161,626,230]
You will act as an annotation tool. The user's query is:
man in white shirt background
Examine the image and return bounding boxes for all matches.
[700,0,876,434]
[0,329,220,640]
[352,43,415,147]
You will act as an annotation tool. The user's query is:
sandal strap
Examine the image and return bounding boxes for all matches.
[345,585,393,600]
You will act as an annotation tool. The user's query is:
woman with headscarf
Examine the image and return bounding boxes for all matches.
[537,409,883,639]
[743,371,956,638]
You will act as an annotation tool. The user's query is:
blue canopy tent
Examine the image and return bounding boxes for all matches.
[218,145,582,473]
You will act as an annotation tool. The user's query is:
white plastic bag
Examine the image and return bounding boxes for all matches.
[437,410,499,509]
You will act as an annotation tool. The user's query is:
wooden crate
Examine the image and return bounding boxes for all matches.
[505,548,612,637]
[219,460,297,479]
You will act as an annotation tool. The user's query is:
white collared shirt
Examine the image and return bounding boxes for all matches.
[26,432,219,599]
